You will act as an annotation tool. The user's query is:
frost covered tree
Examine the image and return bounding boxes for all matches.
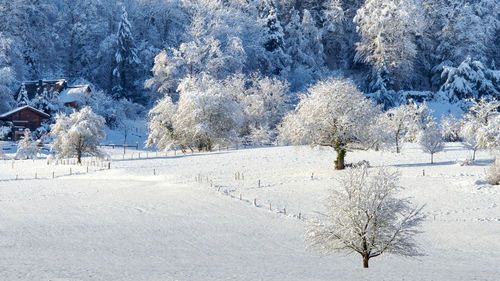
[418,121,444,164]
[147,74,244,152]
[354,0,423,87]
[461,98,500,160]
[261,3,290,75]
[440,114,463,142]
[31,90,59,115]
[306,165,425,268]
[15,130,39,159]
[378,104,418,153]
[50,107,106,164]
[112,7,141,102]
[280,78,377,169]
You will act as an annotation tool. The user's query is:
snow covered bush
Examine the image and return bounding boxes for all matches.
[305,165,425,268]
[280,78,378,169]
[418,121,444,164]
[487,157,500,185]
[15,130,39,159]
[50,107,106,164]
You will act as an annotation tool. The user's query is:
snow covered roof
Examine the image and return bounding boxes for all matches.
[16,79,68,100]
[0,105,50,119]
[59,85,91,104]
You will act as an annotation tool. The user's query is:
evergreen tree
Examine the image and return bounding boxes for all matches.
[112,7,141,103]
[16,84,30,107]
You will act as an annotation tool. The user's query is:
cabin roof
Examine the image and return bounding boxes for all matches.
[0,105,50,119]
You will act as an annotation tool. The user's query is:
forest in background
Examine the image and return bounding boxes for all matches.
[0,0,498,114]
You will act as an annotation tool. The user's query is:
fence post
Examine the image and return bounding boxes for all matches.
[153,169,156,176]
[70,168,72,175]
[253,198,257,206]
[283,208,286,215]
[269,203,272,210]
[35,172,37,179]
[108,162,111,169]
[258,180,260,188]
[136,142,139,150]
[52,172,55,179]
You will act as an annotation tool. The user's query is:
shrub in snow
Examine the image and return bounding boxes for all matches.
[305,165,425,268]
[280,78,379,170]
[15,130,39,159]
[0,124,12,140]
[50,107,106,164]
[461,98,500,160]
[418,121,445,164]
[487,157,500,185]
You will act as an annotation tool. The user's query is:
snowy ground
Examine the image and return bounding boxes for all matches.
[0,142,498,280]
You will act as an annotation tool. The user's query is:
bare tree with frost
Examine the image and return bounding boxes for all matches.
[418,121,444,164]
[306,165,425,268]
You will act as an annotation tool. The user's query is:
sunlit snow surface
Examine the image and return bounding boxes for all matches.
[0,143,498,280]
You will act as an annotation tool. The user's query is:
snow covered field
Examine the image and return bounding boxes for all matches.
[0,143,498,280]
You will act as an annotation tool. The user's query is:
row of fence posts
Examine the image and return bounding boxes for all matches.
[195,172,303,220]
[7,157,111,181]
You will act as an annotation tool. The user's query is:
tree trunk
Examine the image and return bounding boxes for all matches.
[335,149,346,170]
[472,149,476,161]
[363,255,369,268]
[77,150,82,164]
[431,153,434,164]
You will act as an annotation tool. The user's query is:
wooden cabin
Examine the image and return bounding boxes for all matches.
[59,85,92,109]
[0,106,50,140]
[15,79,68,100]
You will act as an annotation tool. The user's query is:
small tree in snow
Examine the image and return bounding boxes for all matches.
[305,165,425,268]
[418,121,444,164]
[51,107,106,164]
[378,103,417,153]
[280,78,378,169]
[461,98,500,160]
[440,114,463,142]
[16,130,39,159]
[16,83,30,107]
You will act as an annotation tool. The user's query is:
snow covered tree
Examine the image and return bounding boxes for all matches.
[306,165,425,268]
[440,114,463,142]
[418,121,444,164]
[16,83,30,107]
[354,0,423,88]
[15,130,38,159]
[173,75,244,151]
[147,74,244,152]
[438,57,500,102]
[261,3,290,75]
[284,9,326,90]
[31,90,59,115]
[50,107,106,164]
[146,95,178,151]
[280,78,378,169]
[461,98,500,160]
[112,7,141,102]
[378,104,417,153]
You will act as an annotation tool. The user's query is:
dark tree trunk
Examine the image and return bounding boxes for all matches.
[363,255,369,268]
[472,149,476,161]
[335,149,346,170]
[431,153,434,164]
[77,150,82,164]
